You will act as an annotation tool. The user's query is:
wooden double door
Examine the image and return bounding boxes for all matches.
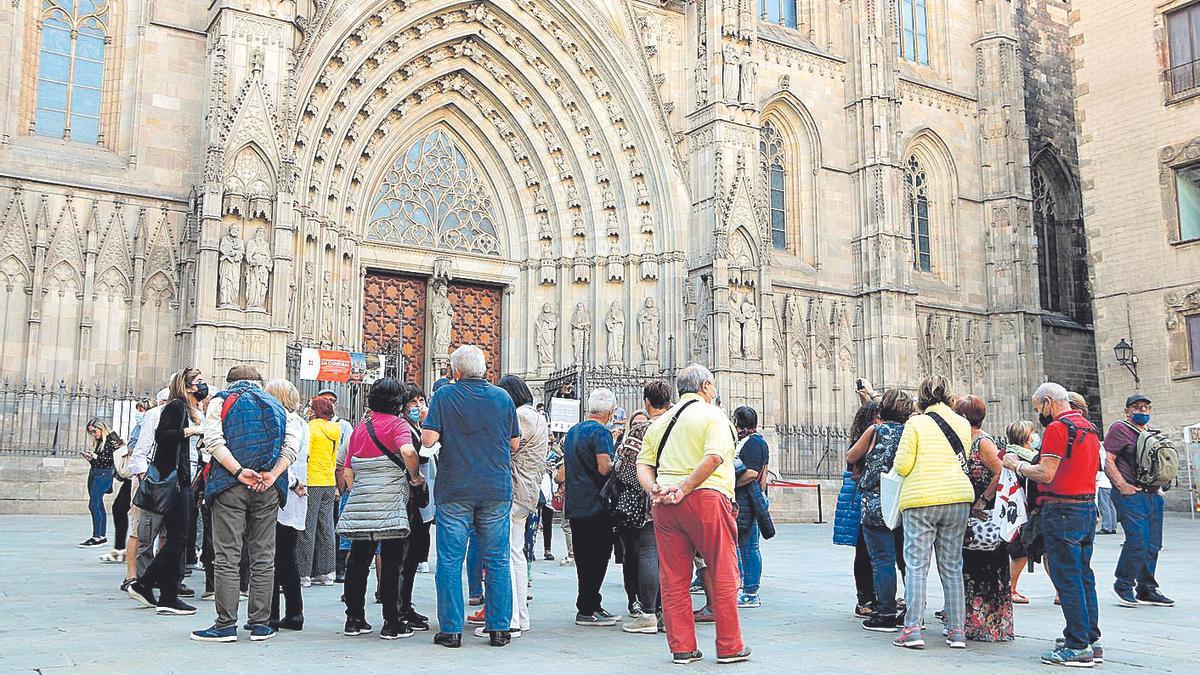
[361,271,503,389]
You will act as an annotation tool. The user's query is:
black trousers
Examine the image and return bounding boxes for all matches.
[112,480,132,546]
[620,522,660,614]
[140,491,190,605]
[541,505,555,553]
[400,516,431,610]
[569,516,615,615]
[855,529,874,604]
[344,538,407,623]
[272,524,303,620]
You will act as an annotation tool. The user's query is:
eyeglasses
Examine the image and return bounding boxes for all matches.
[1129,402,1152,412]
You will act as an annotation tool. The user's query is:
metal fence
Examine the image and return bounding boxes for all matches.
[773,425,850,480]
[0,380,152,456]
[283,341,404,425]
[543,363,677,420]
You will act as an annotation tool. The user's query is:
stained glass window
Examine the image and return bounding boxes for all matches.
[899,0,929,65]
[905,155,932,272]
[760,0,798,28]
[367,129,502,256]
[760,121,788,251]
[36,1,109,144]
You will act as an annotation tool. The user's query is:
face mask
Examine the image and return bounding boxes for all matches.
[1131,412,1151,426]
[1038,405,1054,428]
[1029,433,1041,451]
[193,382,209,401]
[133,411,145,425]
[407,407,421,423]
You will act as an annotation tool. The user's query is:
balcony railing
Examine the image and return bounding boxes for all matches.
[1168,59,1200,100]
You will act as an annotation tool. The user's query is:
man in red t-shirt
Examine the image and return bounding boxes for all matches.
[1002,382,1101,668]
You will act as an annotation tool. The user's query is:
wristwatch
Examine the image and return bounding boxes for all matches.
[235,466,245,479]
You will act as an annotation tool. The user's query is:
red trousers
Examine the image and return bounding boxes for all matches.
[652,488,744,656]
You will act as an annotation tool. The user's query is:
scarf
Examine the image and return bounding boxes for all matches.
[737,427,757,441]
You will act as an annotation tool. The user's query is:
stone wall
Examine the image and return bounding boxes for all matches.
[0,455,94,515]
[1042,317,1102,423]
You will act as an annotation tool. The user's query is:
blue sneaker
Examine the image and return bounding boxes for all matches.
[249,624,277,642]
[191,624,237,643]
[1040,646,1094,668]
[737,593,761,609]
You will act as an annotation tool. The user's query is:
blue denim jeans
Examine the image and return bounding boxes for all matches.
[338,489,351,552]
[436,500,512,633]
[861,523,898,616]
[737,521,763,594]
[467,527,484,600]
[87,466,114,538]
[1096,487,1117,532]
[1112,491,1164,594]
[1042,502,1101,650]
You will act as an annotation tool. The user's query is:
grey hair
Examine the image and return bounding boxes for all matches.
[676,363,715,395]
[450,344,487,379]
[1032,381,1069,405]
[587,388,618,415]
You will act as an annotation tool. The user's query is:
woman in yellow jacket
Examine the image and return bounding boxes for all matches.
[297,396,342,586]
[891,376,975,650]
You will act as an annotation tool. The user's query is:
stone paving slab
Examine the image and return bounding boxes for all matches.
[0,514,1195,674]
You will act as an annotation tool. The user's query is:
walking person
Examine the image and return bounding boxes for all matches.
[891,375,975,650]
[299,395,340,586]
[127,368,204,617]
[562,388,620,628]
[845,389,913,632]
[265,379,308,631]
[493,374,549,638]
[953,395,1013,643]
[80,419,122,548]
[339,377,423,640]
[422,345,518,648]
[397,383,435,630]
[191,365,296,643]
[637,364,750,665]
[1002,382,1103,667]
[1103,393,1174,607]
[732,405,770,609]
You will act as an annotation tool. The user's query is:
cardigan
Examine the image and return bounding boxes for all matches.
[892,402,976,511]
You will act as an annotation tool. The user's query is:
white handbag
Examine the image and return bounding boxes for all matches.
[880,467,904,529]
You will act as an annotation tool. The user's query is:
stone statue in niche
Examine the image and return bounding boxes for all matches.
[539,240,557,285]
[535,303,557,367]
[605,301,626,365]
[722,44,740,102]
[571,302,591,364]
[694,61,709,107]
[741,294,761,359]
[640,236,659,280]
[606,244,624,282]
[572,241,590,284]
[639,297,661,365]
[340,280,352,345]
[430,279,454,359]
[218,225,244,307]
[244,227,271,310]
[739,47,756,105]
[302,262,315,337]
[729,291,744,358]
[320,271,335,341]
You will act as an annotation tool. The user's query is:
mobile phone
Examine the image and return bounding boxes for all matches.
[855,378,864,391]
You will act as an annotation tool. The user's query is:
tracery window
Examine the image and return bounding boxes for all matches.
[367,129,501,256]
[760,0,798,28]
[905,155,932,272]
[898,0,930,65]
[1032,169,1061,311]
[35,0,110,144]
[759,121,787,251]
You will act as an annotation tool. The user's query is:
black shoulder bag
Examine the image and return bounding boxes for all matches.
[365,415,429,509]
[927,411,970,475]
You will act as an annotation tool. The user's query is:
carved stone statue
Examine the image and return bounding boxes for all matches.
[640,236,659,280]
[722,44,740,102]
[571,302,591,364]
[431,279,454,359]
[605,301,626,365]
[302,262,315,336]
[694,61,709,107]
[741,295,761,359]
[340,279,352,344]
[320,271,335,341]
[539,239,557,285]
[740,47,756,105]
[535,303,557,367]
[729,291,744,358]
[218,225,244,306]
[572,241,590,284]
[639,297,661,365]
[606,244,624,282]
[243,227,271,310]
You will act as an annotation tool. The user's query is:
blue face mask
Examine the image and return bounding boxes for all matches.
[1029,433,1041,451]
[1132,412,1151,426]
[407,408,421,424]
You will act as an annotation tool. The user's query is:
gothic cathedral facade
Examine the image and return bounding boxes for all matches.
[0,1,1096,429]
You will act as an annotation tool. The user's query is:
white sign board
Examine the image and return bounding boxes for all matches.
[548,397,581,433]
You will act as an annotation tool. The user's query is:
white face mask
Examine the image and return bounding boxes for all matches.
[1030,433,1042,450]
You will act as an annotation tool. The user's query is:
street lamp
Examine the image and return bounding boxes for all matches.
[1113,338,1140,389]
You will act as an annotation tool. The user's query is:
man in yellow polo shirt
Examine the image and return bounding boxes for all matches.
[637,364,749,666]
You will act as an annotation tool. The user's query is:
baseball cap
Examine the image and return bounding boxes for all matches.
[1124,393,1151,408]
[316,388,338,398]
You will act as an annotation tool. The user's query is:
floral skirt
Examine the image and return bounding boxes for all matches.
[963,547,1014,642]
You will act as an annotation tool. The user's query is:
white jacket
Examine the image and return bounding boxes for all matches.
[128,405,164,476]
[277,413,310,530]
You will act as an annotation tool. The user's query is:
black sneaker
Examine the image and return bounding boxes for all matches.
[434,632,462,648]
[402,610,430,631]
[127,580,156,608]
[277,614,304,631]
[177,583,196,598]
[854,601,875,618]
[1137,589,1175,607]
[78,536,107,548]
[862,614,899,633]
[575,612,617,627]
[1113,587,1140,607]
[672,649,703,665]
[716,647,752,664]
[543,552,555,561]
[156,599,197,616]
[489,630,511,647]
[596,607,621,621]
[380,620,414,640]
[344,617,373,636]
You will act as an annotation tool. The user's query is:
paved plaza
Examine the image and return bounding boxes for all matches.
[0,514,1195,674]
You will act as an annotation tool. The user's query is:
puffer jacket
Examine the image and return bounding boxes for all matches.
[833,470,861,546]
[336,454,410,541]
[735,479,776,545]
[892,402,975,511]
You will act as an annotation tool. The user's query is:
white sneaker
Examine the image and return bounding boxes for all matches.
[417,562,430,574]
[313,574,335,586]
[559,556,575,567]
[300,577,312,588]
[474,626,521,638]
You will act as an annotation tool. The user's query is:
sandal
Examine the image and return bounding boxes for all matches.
[99,550,126,564]
[1011,591,1030,604]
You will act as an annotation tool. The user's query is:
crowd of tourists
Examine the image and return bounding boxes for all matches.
[76,349,770,664]
[834,376,1177,668]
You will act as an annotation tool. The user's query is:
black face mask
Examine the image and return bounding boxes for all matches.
[1039,411,1054,428]
[193,382,209,401]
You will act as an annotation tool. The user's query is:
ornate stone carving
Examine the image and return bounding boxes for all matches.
[243,227,271,310]
[741,294,761,359]
[606,243,624,282]
[218,225,244,307]
[320,271,335,341]
[572,241,590,284]
[340,279,352,344]
[640,236,659,280]
[539,239,557,285]
[721,44,740,102]
[430,278,454,359]
[571,302,591,364]
[605,301,626,365]
[639,297,661,366]
[535,303,557,367]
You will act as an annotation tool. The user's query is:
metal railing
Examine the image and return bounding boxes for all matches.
[1168,59,1200,99]
[0,380,152,456]
[283,341,404,426]
[774,425,850,480]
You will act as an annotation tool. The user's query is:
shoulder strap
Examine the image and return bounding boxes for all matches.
[220,392,241,421]
[365,415,408,476]
[1058,416,1096,460]
[653,399,700,470]
[926,411,966,459]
